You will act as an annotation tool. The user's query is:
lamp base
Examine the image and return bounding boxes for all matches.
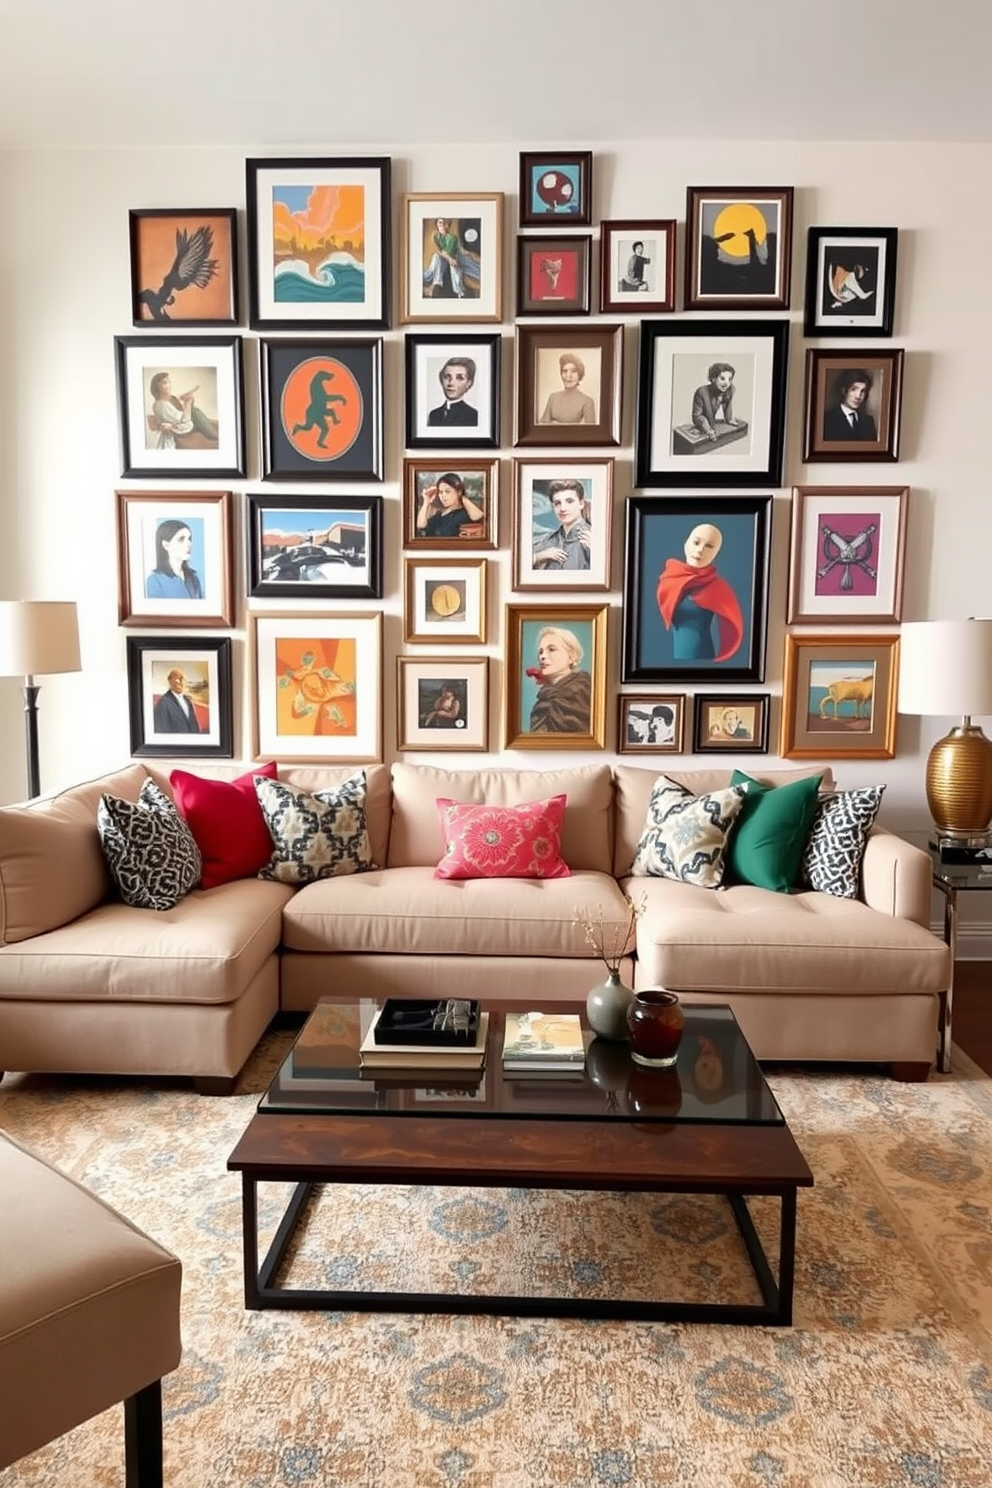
[925,724,992,841]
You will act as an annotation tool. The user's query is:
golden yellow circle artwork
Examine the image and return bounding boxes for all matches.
[430,584,462,617]
[711,203,768,258]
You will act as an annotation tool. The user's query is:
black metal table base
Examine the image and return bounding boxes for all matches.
[240,1176,798,1326]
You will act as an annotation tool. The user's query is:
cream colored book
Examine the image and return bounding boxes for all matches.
[359,1012,489,1068]
[502,1011,584,1068]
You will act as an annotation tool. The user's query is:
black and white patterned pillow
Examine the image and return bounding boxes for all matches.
[800,786,885,899]
[628,774,747,888]
[97,779,202,910]
[254,771,374,885]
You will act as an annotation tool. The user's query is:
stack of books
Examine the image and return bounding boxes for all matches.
[358,1000,488,1075]
[501,1011,586,1076]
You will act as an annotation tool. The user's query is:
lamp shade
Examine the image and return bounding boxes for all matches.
[897,619,992,718]
[0,601,81,679]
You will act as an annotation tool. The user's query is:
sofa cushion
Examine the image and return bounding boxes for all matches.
[97,780,202,911]
[800,786,886,899]
[255,772,374,885]
[725,769,823,893]
[435,795,569,880]
[171,761,277,889]
[629,775,746,888]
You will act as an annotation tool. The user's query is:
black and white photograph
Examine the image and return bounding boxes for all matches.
[405,333,500,450]
[618,694,686,754]
[600,219,676,314]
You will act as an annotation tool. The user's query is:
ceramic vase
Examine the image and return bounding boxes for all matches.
[586,969,634,1042]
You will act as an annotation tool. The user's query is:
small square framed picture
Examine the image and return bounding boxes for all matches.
[515,324,622,448]
[600,220,676,314]
[405,333,501,450]
[618,694,686,755]
[404,558,487,644]
[511,457,613,590]
[401,192,504,324]
[126,636,233,759]
[780,632,899,760]
[787,484,908,624]
[116,489,234,628]
[803,227,898,337]
[396,656,490,751]
[516,235,591,316]
[245,494,383,600]
[693,694,770,753]
[519,151,592,227]
[684,186,794,311]
[128,208,238,326]
[802,350,904,462]
[402,458,498,550]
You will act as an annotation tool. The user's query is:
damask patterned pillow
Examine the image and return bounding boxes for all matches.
[800,785,885,899]
[628,775,747,888]
[254,772,374,885]
[97,778,202,911]
[434,794,570,880]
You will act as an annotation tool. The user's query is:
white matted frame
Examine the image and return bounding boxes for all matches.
[600,219,676,314]
[251,612,382,763]
[404,559,487,644]
[116,489,233,627]
[788,485,908,625]
[511,457,613,591]
[396,656,490,751]
[401,193,503,324]
[618,694,686,754]
[114,334,245,479]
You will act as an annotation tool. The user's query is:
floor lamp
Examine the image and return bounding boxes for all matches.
[0,601,81,799]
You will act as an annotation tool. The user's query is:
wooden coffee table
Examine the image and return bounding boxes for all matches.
[227,998,813,1326]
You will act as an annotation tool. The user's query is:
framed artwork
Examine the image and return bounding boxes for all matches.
[515,324,622,448]
[519,151,592,227]
[511,456,613,591]
[599,219,676,314]
[114,334,245,479]
[516,234,591,316]
[787,485,908,624]
[126,636,233,759]
[245,156,390,331]
[621,495,771,684]
[245,494,383,600]
[404,558,487,644]
[635,319,788,488]
[260,337,383,480]
[250,612,382,763]
[803,227,898,337]
[129,208,238,326]
[618,694,686,755]
[116,490,234,628]
[802,349,904,462]
[503,603,609,751]
[693,694,770,754]
[402,458,498,549]
[780,633,899,760]
[396,656,490,751]
[405,333,500,450]
[684,186,794,311]
[401,193,503,323]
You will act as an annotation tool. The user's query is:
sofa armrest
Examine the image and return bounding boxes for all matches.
[860,827,933,926]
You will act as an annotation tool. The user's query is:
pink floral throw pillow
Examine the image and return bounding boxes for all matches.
[434,795,570,880]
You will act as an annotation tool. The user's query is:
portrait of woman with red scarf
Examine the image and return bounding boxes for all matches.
[656,522,743,663]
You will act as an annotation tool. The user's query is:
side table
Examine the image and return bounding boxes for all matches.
[929,849,992,1073]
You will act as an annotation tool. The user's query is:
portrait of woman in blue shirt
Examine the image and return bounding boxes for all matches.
[145,518,204,600]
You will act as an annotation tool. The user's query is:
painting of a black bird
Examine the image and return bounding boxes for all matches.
[138,225,219,321]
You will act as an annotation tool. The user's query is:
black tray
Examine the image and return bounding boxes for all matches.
[373,998,481,1046]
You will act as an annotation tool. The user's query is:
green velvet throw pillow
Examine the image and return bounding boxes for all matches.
[724,770,823,893]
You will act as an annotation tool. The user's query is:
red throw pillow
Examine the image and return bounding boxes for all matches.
[170,762,278,890]
[434,794,570,880]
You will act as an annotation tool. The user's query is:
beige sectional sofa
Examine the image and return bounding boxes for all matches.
[0,759,950,1091]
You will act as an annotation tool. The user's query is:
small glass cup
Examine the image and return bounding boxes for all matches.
[626,989,685,1068]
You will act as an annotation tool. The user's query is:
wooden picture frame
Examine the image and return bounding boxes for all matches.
[635,319,788,488]
[516,234,591,316]
[250,612,382,763]
[396,656,490,751]
[693,693,770,754]
[405,333,501,450]
[780,632,900,760]
[114,334,245,480]
[803,226,898,338]
[126,635,233,759]
[245,156,391,330]
[129,208,238,326]
[802,349,904,463]
[514,324,622,448]
[519,151,592,227]
[504,603,609,750]
[403,558,487,644]
[116,489,234,628]
[618,694,686,754]
[600,219,676,314]
[402,458,498,550]
[511,456,613,591]
[260,337,383,481]
[684,186,794,311]
[621,495,771,684]
[245,494,383,600]
[401,192,503,323]
[787,485,908,624]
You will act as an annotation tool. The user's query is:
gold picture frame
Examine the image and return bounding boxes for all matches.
[403,559,487,645]
[503,603,609,750]
[780,632,899,760]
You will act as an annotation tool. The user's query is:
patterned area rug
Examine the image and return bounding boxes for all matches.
[3,1032,992,1487]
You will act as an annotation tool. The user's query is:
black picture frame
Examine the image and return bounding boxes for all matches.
[246,494,383,600]
[516,234,592,316]
[260,337,384,481]
[404,333,501,451]
[519,151,592,227]
[803,227,898,338]
[114,334,246,480]
[692,693,770,753]
[128,208,239,327]
[635,319,788,489]
[127,636,233,759]
[802,349,904,463]
[621,494,772,684]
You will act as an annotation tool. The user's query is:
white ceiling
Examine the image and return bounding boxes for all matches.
[1,0,990,151]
